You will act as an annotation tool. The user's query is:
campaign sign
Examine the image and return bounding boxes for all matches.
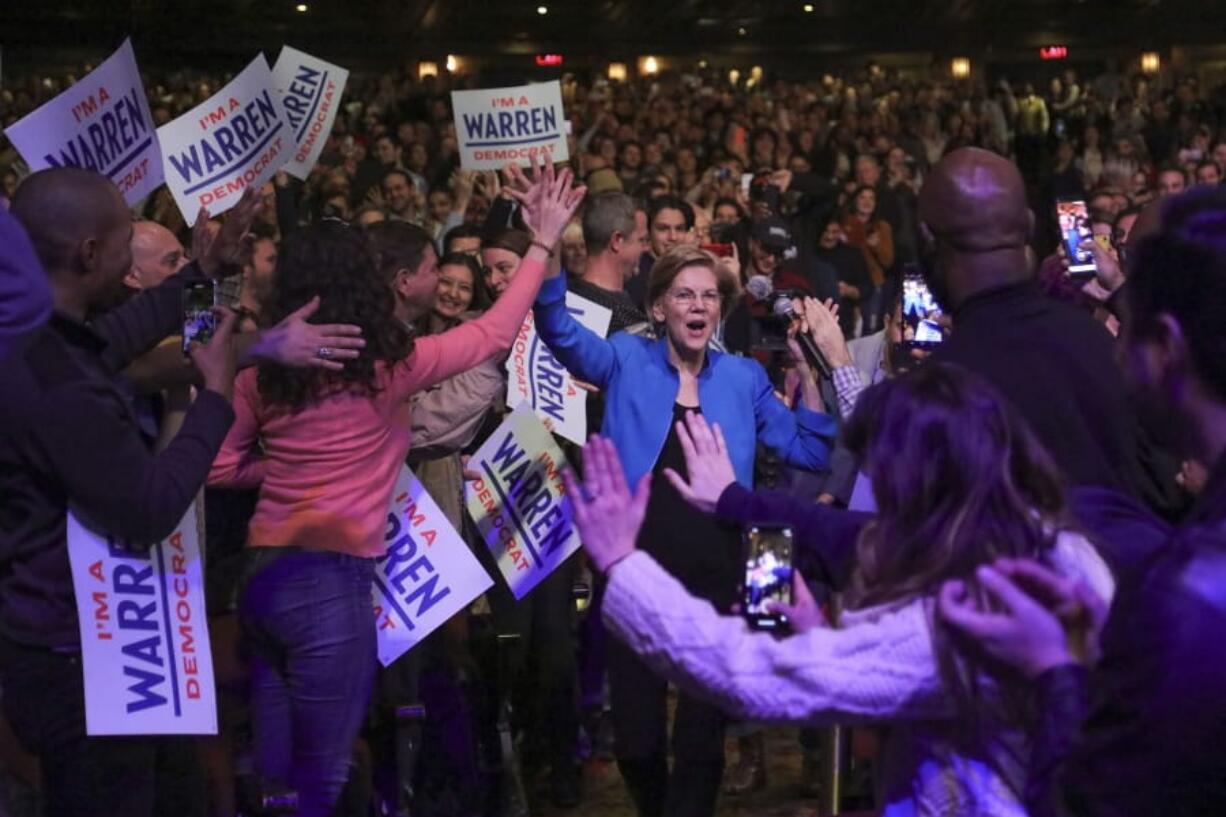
[158,55,290,220]
[452,81,570,170]
[271,46,349,180]
[506,292,612,445]
[3,39,162,205]
[66,505,216,735]
[465,404,581,599]
[372,466,493,666]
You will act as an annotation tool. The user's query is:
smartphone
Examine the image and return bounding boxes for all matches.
[182,281,218,354]
[700,242,734,258]
[742,525,794,631]
[1056,198,1098,279]
[901,265,944,349]
[740,172,754,199]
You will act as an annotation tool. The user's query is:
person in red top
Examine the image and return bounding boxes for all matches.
[207,159,585,817]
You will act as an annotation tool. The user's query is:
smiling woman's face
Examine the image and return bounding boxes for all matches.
[434,262,475,320]
[651,264,721,357]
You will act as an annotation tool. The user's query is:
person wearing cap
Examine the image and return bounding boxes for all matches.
[722,217,833,357]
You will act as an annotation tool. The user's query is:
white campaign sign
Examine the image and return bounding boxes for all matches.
[3,39,162,205]
[464,404,581,600]
[271,46,349,180]
[506,292,612,445]
[452,81,570,170]
[372,466,493,666]
[66,505,217,735]
[157,55,290,220]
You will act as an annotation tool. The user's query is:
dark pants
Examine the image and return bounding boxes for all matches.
[475,530,581,774]
[607,637,725,817]
[0,641,204,817]
[239,548,377,817]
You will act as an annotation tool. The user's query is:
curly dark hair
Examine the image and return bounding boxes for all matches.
[256,221,413,412]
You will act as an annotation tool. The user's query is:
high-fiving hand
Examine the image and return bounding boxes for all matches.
[504,155,587,251]
[661,411,737,514]
[563,436,650,574]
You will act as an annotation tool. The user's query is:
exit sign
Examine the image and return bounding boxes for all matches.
[1040,45,1069,60]
[535,54,564,67]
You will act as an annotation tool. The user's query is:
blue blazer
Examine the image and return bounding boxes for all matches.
[533,275,836,488]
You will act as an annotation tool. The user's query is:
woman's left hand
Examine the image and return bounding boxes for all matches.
[767,570,826,633]
[563,436,651,574]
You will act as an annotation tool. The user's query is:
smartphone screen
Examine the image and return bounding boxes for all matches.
[182,281,218,354]
[901,267,943,349]
[1057,198,1097,278]
[743,525,794,630]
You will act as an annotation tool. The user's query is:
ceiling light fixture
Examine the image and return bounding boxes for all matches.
[537,5,548,14]
[803,3,814,11]
[295,3,308,11]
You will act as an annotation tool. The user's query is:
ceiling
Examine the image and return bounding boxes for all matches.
[3,0,1225,75]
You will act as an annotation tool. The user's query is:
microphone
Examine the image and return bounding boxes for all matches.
[772,296,833,381]
[745,275,774,302]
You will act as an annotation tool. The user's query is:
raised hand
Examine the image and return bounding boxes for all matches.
[662,411,737,514]
[198,186,265,279]
[563,436,650,573]
[505,154,587,251]
[802,297,852,368]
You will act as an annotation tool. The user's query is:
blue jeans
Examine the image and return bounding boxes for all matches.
[239,548,376,817]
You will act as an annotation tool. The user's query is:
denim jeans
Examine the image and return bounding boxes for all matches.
[0,640,204,817]
[239,548,377,817]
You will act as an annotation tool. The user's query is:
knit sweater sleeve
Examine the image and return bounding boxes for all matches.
[603,551,951,725]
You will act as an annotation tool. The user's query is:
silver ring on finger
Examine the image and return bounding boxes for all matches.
[317,346,333,360]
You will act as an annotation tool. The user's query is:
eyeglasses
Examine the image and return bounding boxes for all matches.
[666,288,721,307]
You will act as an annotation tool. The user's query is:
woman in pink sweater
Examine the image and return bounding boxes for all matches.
[208,161,584,816]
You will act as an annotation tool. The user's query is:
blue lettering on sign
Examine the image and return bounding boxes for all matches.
[109,538,182,717]
[43,87,153,182]
[167,91,284,195]
[281,66,329,143]
[461,105,559,148]
[477,433,575,568]
[526,335,567,421]
[373,505,453,633]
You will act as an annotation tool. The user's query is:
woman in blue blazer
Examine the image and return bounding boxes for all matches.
[533,244,835,817]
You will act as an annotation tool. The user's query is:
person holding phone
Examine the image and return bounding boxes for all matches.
[565,363,1114,817]
[532,244,835,817]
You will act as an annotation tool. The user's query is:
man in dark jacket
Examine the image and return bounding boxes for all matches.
[940,186,1226,817]
[0,168,245,817]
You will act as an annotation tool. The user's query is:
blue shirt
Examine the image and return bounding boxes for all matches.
[533,275,835,487]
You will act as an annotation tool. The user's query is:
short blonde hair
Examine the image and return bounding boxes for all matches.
[645,245,742,318]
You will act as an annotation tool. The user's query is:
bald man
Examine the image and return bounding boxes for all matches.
[127,220,190,291]
[0,167,242,817]
[918,148,1160,572]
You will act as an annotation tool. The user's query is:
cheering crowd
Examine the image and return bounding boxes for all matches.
[1,56,1226,817]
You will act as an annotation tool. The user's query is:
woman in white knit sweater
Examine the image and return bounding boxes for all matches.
[563,364,1114,817]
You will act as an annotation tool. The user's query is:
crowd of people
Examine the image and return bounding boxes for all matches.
[1,54,1226,817]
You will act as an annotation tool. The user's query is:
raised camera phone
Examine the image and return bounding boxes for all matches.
[1056,198,1098,279]
[743,525,794,631]
[901,265,943,349]
[182,281,218,354]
